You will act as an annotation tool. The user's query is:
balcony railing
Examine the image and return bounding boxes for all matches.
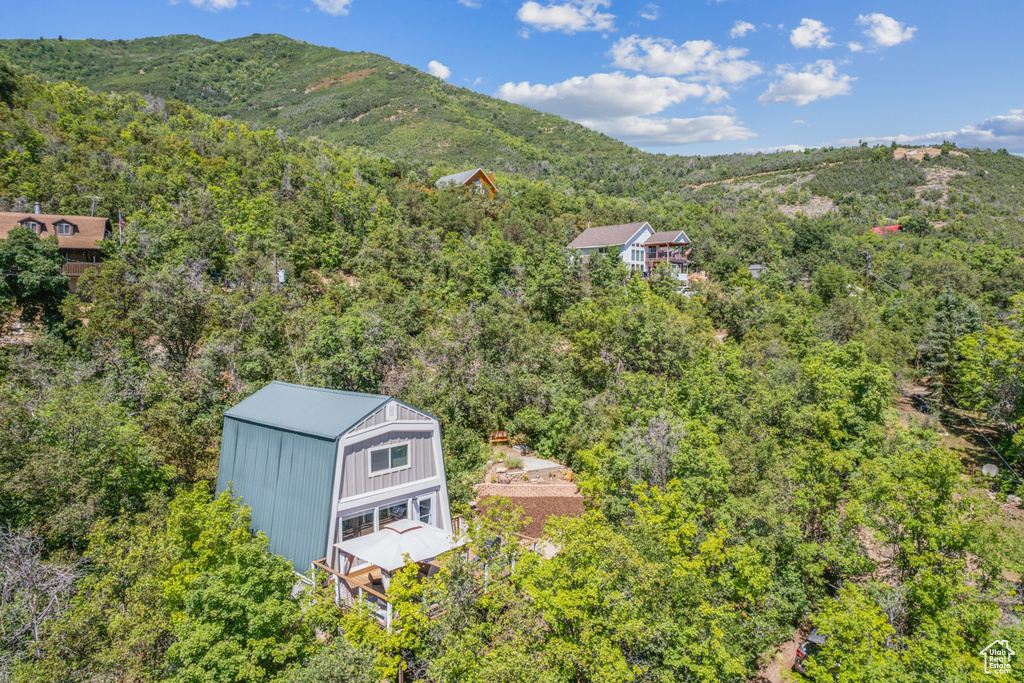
[62,261,102,277]
[645,248,689,264]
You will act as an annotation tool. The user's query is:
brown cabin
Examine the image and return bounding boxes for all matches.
[0,210,111,291]
[434,168,498,199]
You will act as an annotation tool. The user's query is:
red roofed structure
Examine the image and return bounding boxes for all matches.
[871,224,902,236]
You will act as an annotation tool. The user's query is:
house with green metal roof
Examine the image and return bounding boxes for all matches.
[217,382,456,609]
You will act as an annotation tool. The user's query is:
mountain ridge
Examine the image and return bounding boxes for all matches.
[0,33,887,198]
[0,33,640,179]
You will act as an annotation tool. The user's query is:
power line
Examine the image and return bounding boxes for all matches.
[865,265,1019,437]
[941,384,1022,483]
[941,358,1018,436]
[870,272,903,292]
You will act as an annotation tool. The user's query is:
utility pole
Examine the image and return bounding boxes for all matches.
[273,252,280,292]
[864,251,872,292]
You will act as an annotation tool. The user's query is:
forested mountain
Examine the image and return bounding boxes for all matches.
[1,33,882,197]
[0,34,643,185]
[1,53,1023,683]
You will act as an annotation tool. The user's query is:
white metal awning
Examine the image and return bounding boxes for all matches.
[335,519,465,572]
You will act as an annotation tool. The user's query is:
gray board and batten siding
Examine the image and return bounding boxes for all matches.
[351,402,432,432]
[340,430,437,498]
[216,382,438,572]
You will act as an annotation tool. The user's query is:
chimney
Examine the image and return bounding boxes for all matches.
[34,202,41,215]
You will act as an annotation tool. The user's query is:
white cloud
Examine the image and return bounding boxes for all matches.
[496,71,754,146]
[793,119,806,125]
[176,0,242,10]
[595,115,756,146]
[790,18,834,49]
[841,109,1024,154]
[848,41,863,53]
[516,0,614,34]
[758,60,854,106]
[857,13,916,48]
[730,21,755,38]
[311,0,352,15]
[639,3,659,20]
[609,35,761,83]
[457,0,481,6]
[497,72,709,118]
[428,60,451,79]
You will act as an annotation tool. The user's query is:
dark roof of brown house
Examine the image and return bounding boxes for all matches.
[567,221,652,250]
[0,212,110,250]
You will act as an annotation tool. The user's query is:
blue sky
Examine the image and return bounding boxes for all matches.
[3,0,1024,155]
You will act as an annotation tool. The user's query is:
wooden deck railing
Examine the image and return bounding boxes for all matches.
[312,522,541,629]
[62,261,102,277]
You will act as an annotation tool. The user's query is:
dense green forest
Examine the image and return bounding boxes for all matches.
[1,52,1024,683]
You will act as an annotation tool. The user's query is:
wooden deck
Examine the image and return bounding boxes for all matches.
[62,261,102,277]
[342,564,390,601]
[309,516,468,627]
[311,558,443,605]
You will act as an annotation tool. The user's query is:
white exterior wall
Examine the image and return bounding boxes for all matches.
[572,224,654,273]
[324,401,453,569]
[620,224,654,273]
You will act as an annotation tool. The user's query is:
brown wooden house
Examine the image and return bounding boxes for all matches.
[0,210,111,291]
[434,168,498,198]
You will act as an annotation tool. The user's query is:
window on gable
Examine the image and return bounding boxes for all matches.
[370,444,409,473]
[23,221,39,233]
[55,222,72,235]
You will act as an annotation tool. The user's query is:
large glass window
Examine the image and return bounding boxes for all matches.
[341,511,374,541]
[378,501,409,529]
[370,444,409,473]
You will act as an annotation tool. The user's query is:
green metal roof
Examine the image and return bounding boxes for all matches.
[225,381,392,439]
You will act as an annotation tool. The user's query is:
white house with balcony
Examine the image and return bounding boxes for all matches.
[567,221,655,273]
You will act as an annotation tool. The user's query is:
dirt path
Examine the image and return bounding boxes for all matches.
[896,385,1024,526]
[683,161,850,190]
[914,166,966,206]
[753,633,801,683]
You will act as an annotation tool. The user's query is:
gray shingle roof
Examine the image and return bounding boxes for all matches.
[225,382,392,439]
[567,222,651,249]
[645,230,691,245]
